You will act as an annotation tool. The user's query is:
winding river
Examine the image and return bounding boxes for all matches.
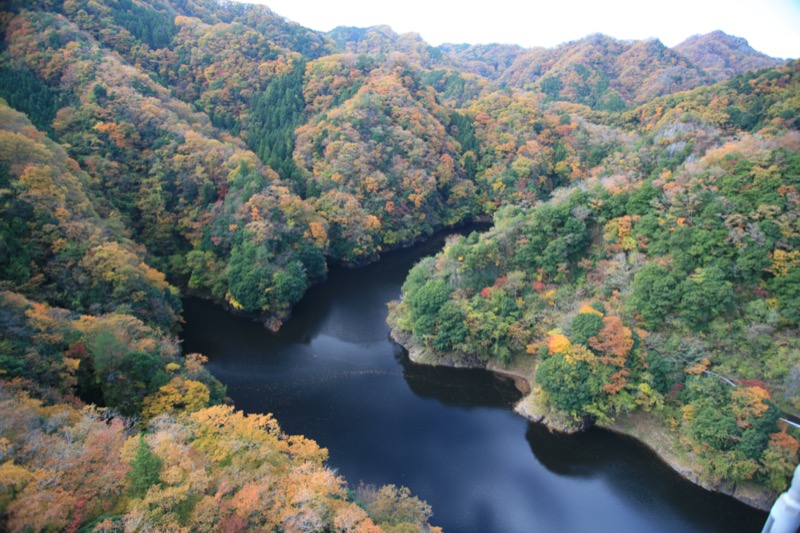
[182,229,768,533]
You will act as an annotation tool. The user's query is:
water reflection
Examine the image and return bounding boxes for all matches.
[181,224,768,533]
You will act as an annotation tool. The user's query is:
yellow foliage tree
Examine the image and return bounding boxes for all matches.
[577,303,603,317]
[547,334,572,355]
[142,378,211,419]
[731,386,771,428]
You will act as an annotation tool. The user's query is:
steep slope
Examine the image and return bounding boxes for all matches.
[48,0,336,134]
[0,9,331,322]
[294,67,477,262]
[0,100,182,331]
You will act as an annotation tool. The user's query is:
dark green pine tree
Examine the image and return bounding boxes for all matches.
[248,61,307,194]
[0,67,63,136]
[127,435,163,499]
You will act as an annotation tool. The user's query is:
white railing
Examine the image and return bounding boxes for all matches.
[702,370,800,429]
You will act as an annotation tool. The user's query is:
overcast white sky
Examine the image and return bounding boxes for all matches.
[240,0,800,59]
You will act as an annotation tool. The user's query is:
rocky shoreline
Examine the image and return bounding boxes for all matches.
[388,322,777,512]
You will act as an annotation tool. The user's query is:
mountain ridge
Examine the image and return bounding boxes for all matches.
[327,25,786,109]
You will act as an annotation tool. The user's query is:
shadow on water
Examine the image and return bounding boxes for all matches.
[397,349,522,410]
[525,424,767,532]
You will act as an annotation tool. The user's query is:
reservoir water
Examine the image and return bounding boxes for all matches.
[182,229,768,533]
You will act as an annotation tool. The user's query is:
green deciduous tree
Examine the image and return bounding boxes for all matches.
[536,347,611,420]
[631,263,680,328]
[226,241,273,312]
[678,266,734,328]
[433,300,468,352]
[570,312,604,346]
[408,278,450,338]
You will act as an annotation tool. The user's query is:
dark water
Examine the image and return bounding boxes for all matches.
[182,230,768,533]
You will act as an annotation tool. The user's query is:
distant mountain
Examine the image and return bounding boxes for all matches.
[497,34,710,109]
[437,43,525,78]
[675,30,785,80]
[327,25,446,67]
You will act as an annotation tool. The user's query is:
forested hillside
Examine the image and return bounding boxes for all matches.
[391,62,800,498]
[0,0,797,528]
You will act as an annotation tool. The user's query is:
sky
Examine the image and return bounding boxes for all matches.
[239,0,800,58]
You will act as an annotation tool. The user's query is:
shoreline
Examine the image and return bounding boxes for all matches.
[184,220,494,333]
[388,322,776,512]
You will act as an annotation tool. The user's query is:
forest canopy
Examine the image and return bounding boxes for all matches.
[0,0,798,529]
